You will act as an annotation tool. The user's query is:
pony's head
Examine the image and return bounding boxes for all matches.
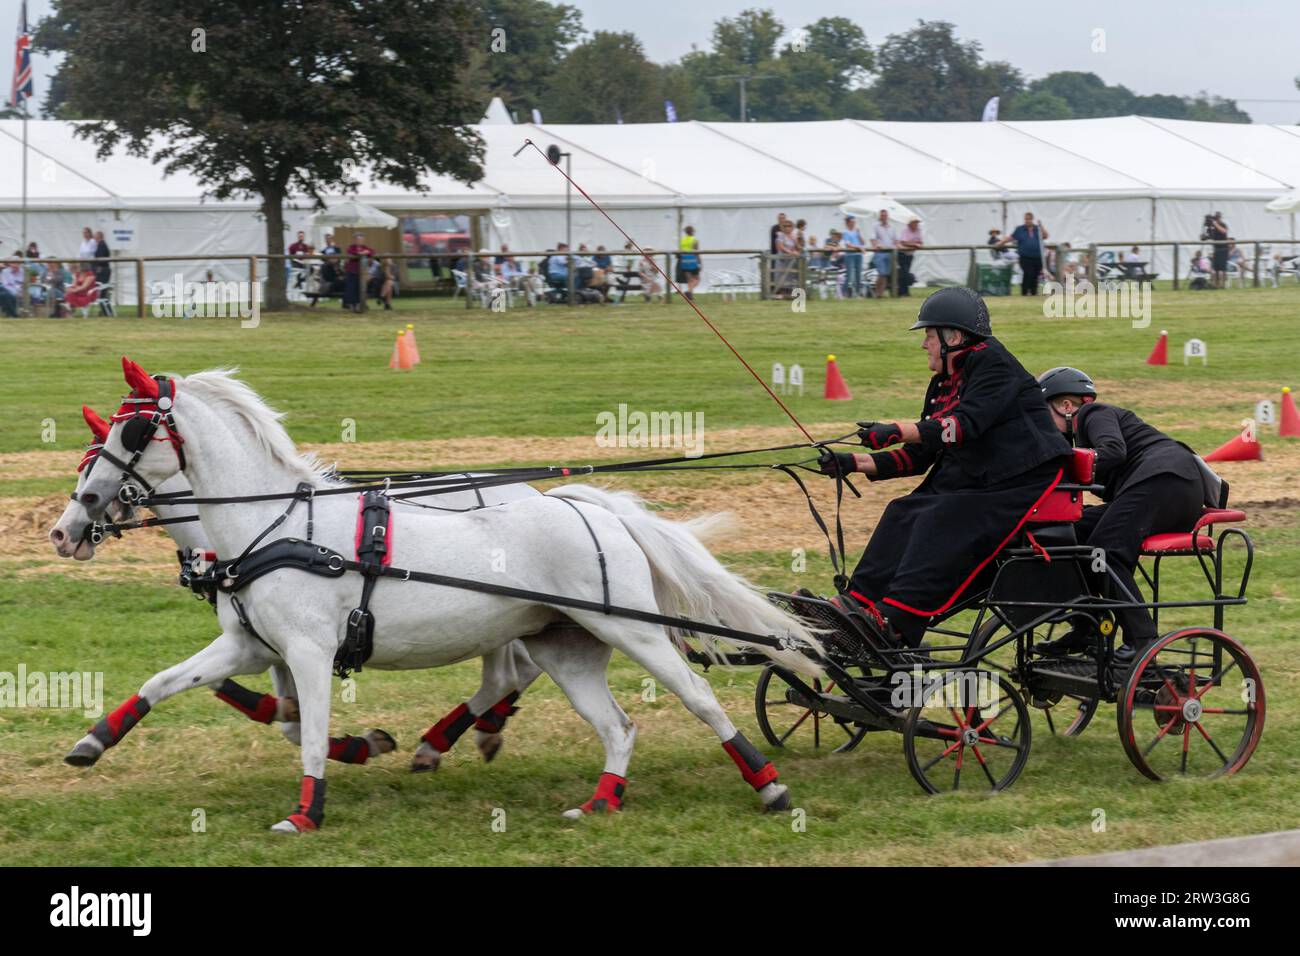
[50,357,188,554]
[49,403,146,559]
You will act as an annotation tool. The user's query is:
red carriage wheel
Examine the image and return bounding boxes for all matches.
[1116,628,1265,781]
[754,664,868,754]
[902,669,1031,794]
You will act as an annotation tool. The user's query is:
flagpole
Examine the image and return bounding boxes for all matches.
[20,99,28,313]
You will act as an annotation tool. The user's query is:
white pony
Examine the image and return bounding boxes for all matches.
[54,359,822,832]
[54,405,556,769]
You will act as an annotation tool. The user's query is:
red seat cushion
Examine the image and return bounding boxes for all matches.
[1192,508,1247,533]
[1141,532,1214,554]
[1068,447,1096,483]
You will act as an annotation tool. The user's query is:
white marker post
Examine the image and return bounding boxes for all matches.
[771,362,786,395]
[1184,338,1207,365]
[1254,400,1276,425]
[788,363,804,397]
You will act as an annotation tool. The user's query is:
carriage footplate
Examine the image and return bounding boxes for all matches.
[1027,656,1102,701]
[767,589,918,665]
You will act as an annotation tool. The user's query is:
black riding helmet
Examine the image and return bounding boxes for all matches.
[1037,366,1097,402]
[908,286,992,339]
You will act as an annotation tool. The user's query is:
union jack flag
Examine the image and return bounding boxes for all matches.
[10,1,33,109]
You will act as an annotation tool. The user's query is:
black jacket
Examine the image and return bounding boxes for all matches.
[1073,402,1201,501]
[868,336,1071,487]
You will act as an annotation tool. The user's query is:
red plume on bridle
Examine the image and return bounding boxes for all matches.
[121,356,159,400]
[82,405,110,443]
[78,406,110,473]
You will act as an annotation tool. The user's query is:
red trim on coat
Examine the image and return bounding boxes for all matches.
[881,468,1064,618]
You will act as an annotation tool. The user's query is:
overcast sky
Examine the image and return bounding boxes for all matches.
[9,0,1300,124]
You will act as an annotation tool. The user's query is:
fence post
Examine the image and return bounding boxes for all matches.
[1172,243,1179,291]
[760,253,769,301]
[967,247,976,288]
[136,258,146,317]
[466,251,474,310]
[1253,242,1261,288]
[890,248,898,296]
[249,256,258,315]
[1087,244,1098,288]
[798,253,807,300]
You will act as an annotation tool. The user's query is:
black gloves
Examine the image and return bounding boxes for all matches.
[818,449,858,476]
[857,421,904,450]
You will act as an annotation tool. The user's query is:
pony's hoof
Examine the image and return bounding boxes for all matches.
[276,697,300,722]
[759,782,791,812]
[270,813,317,834]
[270,819,301,834]
[410,741,441,773]
[476,730,503,763]
[561,807,585,820]
[64,735,104,767]
[365,729,398,755]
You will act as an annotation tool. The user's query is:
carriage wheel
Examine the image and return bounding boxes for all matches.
[1116,628,1264,781]
[974,619,1097,738]
[754,664,868,754]
[902,669,1031,795]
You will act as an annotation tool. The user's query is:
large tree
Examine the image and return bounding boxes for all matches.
[37,0,486,310]
[479,0,583,117]
[544,32,663,123]
[871,21,1022,122]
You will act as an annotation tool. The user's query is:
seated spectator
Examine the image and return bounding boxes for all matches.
[0,260,22,317]
[593,245,612,269]
[47,260,72,316]
[370,257,397,309]
[987,228,1004,261]
[65,264,99,311]
[493,244,518,278]
[546,244,570,287]
[638,247,661,299]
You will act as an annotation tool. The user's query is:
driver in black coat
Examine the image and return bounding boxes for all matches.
[820,288,1072,648]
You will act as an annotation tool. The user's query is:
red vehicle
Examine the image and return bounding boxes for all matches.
[401,215,471,256]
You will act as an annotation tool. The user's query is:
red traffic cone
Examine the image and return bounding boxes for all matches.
[405,323,421,365]
[824,354,852,401]
[397,331,415,370]
[1204,429,1262,463]
[1146,330,1168,366]
[388,330,402,369]
[1280,386,1300,438]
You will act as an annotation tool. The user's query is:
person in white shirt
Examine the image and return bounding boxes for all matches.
[77,226,98,271]
[871,209,897,298]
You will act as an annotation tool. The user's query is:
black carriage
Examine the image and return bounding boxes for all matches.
[688,447,1263,794]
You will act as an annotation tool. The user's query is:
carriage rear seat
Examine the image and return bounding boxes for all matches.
[1140,508,1247,555]
[1026,448,1097,524]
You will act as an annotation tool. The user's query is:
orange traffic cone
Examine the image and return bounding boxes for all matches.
[824,354,852,401]
[405,323,421,365]
[1280,386,1300,438]
[389,330,414,371]
[1146,330,1168,366]
[1204,429,1262,463]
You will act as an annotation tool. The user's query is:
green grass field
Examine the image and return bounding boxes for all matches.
[1,287,1298,865]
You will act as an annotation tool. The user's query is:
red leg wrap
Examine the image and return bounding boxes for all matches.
[579,772,627,814]
[328,736,371,765]
[422,702,475,753]
[289,775,326,830]
[214,680,278,724]
[89,694,151,747]
[723,734,779,790]
[474,691,521,733]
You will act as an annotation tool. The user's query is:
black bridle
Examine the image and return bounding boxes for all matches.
[73,376,186,509]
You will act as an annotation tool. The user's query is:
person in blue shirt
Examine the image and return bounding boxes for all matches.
[840,215,866,298]
[997,212,1049,295]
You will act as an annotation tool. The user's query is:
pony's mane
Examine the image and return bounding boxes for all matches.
[178,368,340,487]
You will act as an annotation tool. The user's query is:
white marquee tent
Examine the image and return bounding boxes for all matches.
[3,115,1298,299]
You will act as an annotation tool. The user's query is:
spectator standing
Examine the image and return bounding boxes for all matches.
[1201,212,1230,288]
[840,215,865,297]
[77,227,97,272]
[770,212,788,254]
[870,208,897,298]
[773,220,799,298]
[999,212,1048,295]
[677,225,701,300]
[92,231,112,286]
[343,231,375,312]
[897,218,923,297]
